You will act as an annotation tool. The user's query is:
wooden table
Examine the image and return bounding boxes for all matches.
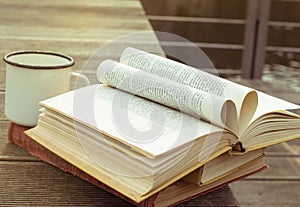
[0,0,239,206]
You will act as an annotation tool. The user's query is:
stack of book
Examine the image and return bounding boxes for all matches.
[10,48,300,206]
[8,122,241,206]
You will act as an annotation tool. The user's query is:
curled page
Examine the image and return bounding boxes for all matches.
[120,47,258,135]
[97,60,238,134]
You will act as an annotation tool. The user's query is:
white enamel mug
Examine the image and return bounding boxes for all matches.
[4,51,89,126]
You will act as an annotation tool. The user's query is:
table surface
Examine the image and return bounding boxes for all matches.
[0,0,240,206]
[1,1,300,207]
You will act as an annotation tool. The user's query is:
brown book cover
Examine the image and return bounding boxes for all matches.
[7,122,247,207]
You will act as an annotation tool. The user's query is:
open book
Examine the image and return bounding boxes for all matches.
[97,47,300,152]
[25,47,300,203]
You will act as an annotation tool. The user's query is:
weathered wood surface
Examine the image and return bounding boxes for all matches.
[0,0,162,91]
[230,180,300,207]
[0,161,238,206]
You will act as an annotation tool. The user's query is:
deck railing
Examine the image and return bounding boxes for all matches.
[141,0,300,79]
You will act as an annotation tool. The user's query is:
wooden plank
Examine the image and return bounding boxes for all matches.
[0,161,238,206]
[0,0,148,27]
[282,139,300,155]
[267,46,300,53]
[0,70,4,92]
[149,20,244,44]
[268,27,300,48]
[148,15,245,24]
[0,1,160,77]
[266,139,300,155]
[253,0,271,79]
[0,161,135,206]
[0,38,163,74]
[271,0,300,22]
[0,26,152,42]
[0,143,35,161]
[0,138,35,162]
[159,44,242,70]
[141,0,247,19]
[230,180,300,207]
[248,157,300,180]
[202,48,242,68]
[201,48,242,70]
[241,0,259,78]
[0,121,8,141]
[159,42,243,73]
[0,0,153,41]
[0,121,36,161]
[269,21,300,28]
[0,92,5,120]
[0,0,143,9]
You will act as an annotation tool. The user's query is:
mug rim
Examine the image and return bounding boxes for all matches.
[3,50,75,69]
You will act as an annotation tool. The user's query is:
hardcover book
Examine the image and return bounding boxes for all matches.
[9,122,265,206]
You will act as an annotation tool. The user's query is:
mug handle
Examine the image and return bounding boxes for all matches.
[71,72,90,86]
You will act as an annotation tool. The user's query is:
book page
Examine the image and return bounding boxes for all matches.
[201,148,264,184]
[97,60,238,133]
[39,84,230,157]
[237,91,300,149]
[252,91,300,121]
[120,47,258,135]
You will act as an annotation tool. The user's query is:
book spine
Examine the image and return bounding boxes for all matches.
[7,122,155,207]
[231,141,246,152]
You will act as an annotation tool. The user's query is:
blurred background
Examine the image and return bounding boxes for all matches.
[141,0,300,91]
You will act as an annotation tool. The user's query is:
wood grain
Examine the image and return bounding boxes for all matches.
[249,157,300,179]
[253,0,271,79]
[0,161,238,206]
[230,180,300,207]
[0,161,135,206]
[0,121,8,140]
[0,121,35,161]
[141,0,247,19]
[0,92,5,121]
[150,20,244,44]
[266,139,300,155]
